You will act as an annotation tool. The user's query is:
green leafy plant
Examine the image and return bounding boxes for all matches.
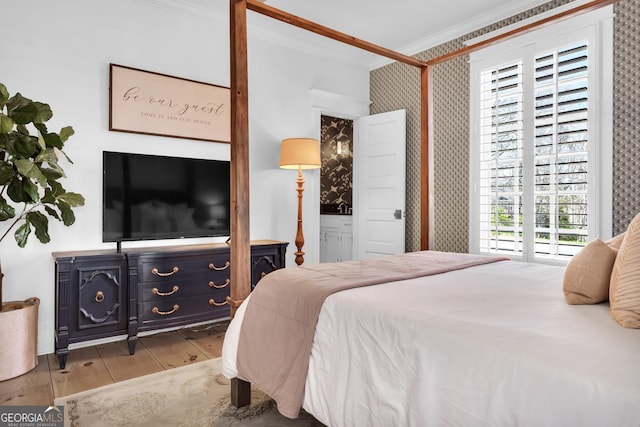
[0,82,85,250]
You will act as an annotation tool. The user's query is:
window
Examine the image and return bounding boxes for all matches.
[469,6,613,264]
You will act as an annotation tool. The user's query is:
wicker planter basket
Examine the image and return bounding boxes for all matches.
[0,297,39,381]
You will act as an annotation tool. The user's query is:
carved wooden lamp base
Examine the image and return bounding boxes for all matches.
[294,168,306,265]
[279,137,321,267]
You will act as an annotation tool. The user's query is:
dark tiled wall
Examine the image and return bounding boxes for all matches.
[370,0,638,253]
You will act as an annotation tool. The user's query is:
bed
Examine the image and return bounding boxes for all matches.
[224,1,637,425]
[222,250,640,427]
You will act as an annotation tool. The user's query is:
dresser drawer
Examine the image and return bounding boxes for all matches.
[137,253,230,282]
[139,294,230,325]
[139,274,231,302]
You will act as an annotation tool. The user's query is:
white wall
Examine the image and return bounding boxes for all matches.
[0,0,370,354]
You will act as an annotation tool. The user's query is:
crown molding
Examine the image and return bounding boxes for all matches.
[132,0,224,23]
[132,0,561,71]
[368,0,552,70]
[464,0,607,46]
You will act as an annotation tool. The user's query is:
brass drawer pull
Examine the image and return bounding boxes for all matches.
[208,298,228,307]
[95,291,105,303]
[152,305,179,315]
[208,261,230,271]
[152,285,179,296]
[209,279,230,289]
[152,266,179,277]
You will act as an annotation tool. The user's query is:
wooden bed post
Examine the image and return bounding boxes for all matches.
[420,65,431,251]
[229,0,252,408]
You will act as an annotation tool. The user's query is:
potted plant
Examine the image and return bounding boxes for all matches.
[0,82,85,380]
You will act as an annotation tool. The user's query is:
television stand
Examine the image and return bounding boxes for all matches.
[52,240,287,369]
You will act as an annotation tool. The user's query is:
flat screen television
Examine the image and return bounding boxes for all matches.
[103,151,230,243]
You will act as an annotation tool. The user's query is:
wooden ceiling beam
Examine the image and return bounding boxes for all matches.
[246,0,427,69]
[427,0,618,66]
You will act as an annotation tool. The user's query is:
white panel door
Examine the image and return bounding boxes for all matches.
[356,109,406,259]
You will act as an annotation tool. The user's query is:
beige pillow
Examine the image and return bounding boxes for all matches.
[563,239,617,305]
[610,213,640,328]
[606,232,626,251]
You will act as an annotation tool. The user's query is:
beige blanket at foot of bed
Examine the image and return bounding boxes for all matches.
[236,250,508,419]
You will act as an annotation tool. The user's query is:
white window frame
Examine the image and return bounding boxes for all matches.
[469,6,613,264]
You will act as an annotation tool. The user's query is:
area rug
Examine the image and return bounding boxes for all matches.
[54,357,324,427]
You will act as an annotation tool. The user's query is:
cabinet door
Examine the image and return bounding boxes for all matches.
[250,243,287,289]
[77,265,126,330]
[321,217,353,262]
[56,255,128,344]
[320,227,341,262]
[341,233,353,262]
[55,254,128,369]
[340,219,353,262]
[320,229,329,262]
[251,255,278,289]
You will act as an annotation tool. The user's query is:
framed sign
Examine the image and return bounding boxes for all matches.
[109,64,230,143]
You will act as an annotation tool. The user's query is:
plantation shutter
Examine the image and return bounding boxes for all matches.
[477,43,590,261]
[478,62,524,255]
[533,43,589,258]
[470,6,612,264]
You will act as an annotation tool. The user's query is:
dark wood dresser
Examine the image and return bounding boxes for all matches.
[53,240,287,369]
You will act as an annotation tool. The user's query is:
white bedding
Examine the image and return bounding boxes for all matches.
[222,260,640,427]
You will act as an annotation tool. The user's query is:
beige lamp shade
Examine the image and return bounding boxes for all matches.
[279,138,321,170]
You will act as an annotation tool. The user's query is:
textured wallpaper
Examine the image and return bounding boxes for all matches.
[370,0,638,253]
[613,0,640,234]
[320,115,354,213]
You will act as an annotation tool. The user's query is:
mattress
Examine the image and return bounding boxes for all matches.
[223,260,640,426]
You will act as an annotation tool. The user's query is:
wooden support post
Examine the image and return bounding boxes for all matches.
[230,0,252,408]
[420,66,431,251]
[229,0,251,320]
[231,378,252,408]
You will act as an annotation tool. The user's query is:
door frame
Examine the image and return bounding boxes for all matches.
[311,89,371,262]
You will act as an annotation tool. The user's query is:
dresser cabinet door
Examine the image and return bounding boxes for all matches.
[55,254,128,368]
[61,256,128,338]
[250,242,287,289]
[77,266,125,330]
